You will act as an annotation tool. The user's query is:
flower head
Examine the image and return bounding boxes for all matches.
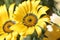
[10,0,50,38]
[0,3,15,40]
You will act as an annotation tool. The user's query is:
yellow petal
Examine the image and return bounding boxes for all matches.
[22,1,28,13]
[6,33,12,40]
[0,33,8,40]
[18,4,26,14]
[20,36,24,40]
[31,1,40,15]
[6,32,18,40]
[11,32,19,40]
[37,5,42,11]
[40,15,50,23]
[0,5,8,24]
[36,19,46,29]
[25,27,34,36]
[37,6,49,19]
[0,16,3,26]
[31,1,40,11]
[13,4,26,22]
[0,25,6,34]
[9,3,15,19]
[13,13,24,22]
[10,23,27,34]
[35,26,42,37]
[31,1,38,15]
[26,0,31,13]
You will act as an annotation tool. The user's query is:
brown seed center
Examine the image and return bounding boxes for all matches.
[3,20,15,33]
[23,13,38,27]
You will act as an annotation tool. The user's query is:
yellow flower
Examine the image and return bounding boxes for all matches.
[10,0,50,38]
[0,3,15,40]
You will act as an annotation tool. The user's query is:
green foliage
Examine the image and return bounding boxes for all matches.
[0,0,5,5]
[5,0,14,10]
[41,0,55,10]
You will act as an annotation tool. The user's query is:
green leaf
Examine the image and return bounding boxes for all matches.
[23,30,39,40]
[41,0,55,10]
[33,37,36,40]
[33,37,39,40]
[15,0,27,6]
[23,35,32,40]
[31,30,38,37]
[0,0,5,5]
[5,0,14,9]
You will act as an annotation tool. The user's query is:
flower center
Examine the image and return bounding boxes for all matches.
[23,13,38,27]
[3,20,15,33]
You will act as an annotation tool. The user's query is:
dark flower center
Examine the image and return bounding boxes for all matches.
[23,13,38,27]
[3,20,15,33]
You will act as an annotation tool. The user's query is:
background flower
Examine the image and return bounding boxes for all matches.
[0,4,15,40]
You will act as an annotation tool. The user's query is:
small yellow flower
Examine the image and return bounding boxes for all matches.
[0,4,15,40]
[10,0,50,38]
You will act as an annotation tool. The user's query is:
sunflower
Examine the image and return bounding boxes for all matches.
[0,3,15,40]
[10,0,50,38]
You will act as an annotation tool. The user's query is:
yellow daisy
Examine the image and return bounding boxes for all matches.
[10,0,50,38]
[0,3,15,40]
